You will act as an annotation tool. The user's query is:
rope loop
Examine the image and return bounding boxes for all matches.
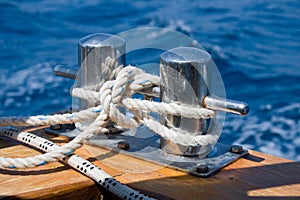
[0,62,216,169]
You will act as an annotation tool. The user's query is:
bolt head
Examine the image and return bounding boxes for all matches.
[117,141,130,150]
[231,145,243,154]
[195,165,209,173]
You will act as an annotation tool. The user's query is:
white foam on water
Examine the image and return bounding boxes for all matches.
[276,103,300,114]
[0,62,71,115]
[222,103,300,161]
[145,17,192,35]
[4,98,14,107]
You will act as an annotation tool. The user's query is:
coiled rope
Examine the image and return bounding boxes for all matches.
[0,62,216,199]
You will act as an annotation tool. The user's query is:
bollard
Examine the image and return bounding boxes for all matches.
[160,47,213,156]
[76,33,126,110]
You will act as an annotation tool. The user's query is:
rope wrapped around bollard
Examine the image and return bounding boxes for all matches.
[0,65,216,200]
[0,65,215,168]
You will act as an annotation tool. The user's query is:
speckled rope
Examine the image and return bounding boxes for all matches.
[0,127,154,200]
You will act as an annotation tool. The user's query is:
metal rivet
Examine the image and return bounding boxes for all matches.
[50,124,61,130]
[117,141,129,150]
[231,145,243,154]
[195,165,209,173]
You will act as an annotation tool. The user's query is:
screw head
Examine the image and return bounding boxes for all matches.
[117,141,130,150]
[231,145,243,154]
[195,165,209,173]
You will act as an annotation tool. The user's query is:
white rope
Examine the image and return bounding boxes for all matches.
[72,92,214,120]
[122,98,214,119]
[142,116,218,146]
[0,63,217,198]
[0,65,216,168]
[72,87,99,103]
[0,111,109,168]
[0,106,102,127]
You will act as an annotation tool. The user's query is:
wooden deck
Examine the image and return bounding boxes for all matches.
[0,127,300,199]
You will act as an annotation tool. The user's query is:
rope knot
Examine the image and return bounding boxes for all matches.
[99,66,145,129]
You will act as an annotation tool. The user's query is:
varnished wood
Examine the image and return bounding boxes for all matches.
[0,127,299,199]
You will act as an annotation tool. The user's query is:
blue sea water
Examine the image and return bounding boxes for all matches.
[0,0,299,160]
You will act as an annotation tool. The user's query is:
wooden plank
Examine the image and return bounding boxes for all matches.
[1,127,300,199]
[0,128,102,200]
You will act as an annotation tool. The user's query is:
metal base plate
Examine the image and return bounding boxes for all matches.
[45,125,247,177]
[85,126,248,177]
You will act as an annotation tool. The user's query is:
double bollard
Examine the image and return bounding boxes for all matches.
[55,33,249,158]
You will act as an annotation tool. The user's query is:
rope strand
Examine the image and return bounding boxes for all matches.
[0,64,217,199]
[0,65,216,168]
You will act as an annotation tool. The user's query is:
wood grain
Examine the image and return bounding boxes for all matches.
[0,127,299,199]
